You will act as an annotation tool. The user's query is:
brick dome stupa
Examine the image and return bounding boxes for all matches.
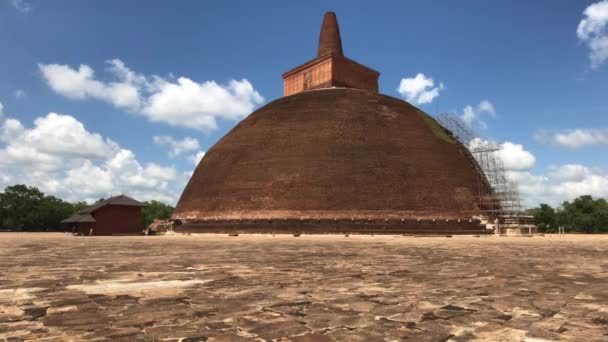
[172,12,492,235]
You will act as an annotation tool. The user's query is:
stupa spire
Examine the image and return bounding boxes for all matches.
[317,12,343,57]
[282,12,378,96]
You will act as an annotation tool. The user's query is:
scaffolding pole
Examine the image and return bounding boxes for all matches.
[437,113,523,219]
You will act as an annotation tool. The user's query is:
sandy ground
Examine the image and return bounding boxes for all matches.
[0,233,607,341]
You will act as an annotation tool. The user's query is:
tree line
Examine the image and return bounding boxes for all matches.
[527,195,608,233]
[0,184,174,231]
[2,184,606,233]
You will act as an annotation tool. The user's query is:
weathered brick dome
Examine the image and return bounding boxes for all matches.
[173,88,485,221]
[172,12,491,234]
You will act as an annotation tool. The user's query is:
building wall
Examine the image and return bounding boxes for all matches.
[283,56,378,96]
[283,58,333,96]
[333,57,379,93]
[64,222,95,235]
[92,205,142,235]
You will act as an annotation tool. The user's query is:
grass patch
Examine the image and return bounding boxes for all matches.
[417,110,456,144]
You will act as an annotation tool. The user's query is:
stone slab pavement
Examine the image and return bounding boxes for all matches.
[0,233,607,341]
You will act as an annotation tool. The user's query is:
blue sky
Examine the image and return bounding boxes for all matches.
[0,0,607,206]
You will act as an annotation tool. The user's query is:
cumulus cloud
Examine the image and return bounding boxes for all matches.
[143,78,263,131]
[535,128,608,148]
[468,137,607,207]
[188,150,206,165]
[10,0,32,13]
[5,113,119,161]
[462,100,496,128]
[477,100,495,114]
[38,62,143,110]
[397,73,445,105]
[0,118,24,142]
[0,109,181,204]
[548,164,593,181]
[0,113,118,167]
[153,136,200,157]
[0,113,118,171]
[0,101,4,120]
[510,166,608,208]
[499,142,536,171]
[548,166,608,199]
[577,0,608,69]
[469,137,607,207]
[469,138,536,172]
[39,59,264,131]
[58,151,178,204]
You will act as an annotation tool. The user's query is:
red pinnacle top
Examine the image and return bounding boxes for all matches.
[282,12,379,96]
[317,12,343,57]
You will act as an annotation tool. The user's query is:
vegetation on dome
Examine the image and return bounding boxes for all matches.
[417,110,456,144]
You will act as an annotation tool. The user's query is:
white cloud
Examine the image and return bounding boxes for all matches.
[0,113,119,166]
[535,128,608,148]
[577,1,608,68]
[58,151,178,204]
[548,164,593,181]
[188,150,206,165]
[499,142,536,171]
[39,59,264,131]
[469,138,535,171]
[467,138,607,207]
[38,62,142,110]
[0,101,4,120]
[153,136,200,157]
[10,0,32,13]
[397,73,445,105]
[143,78,263,131]
[0,110,181,204]
[105,59,148,86]
[510,166,608,207]
[554,129,608,148]
[1,118,25,143]
[462,100,496,128]
[477,100,495,115]
[462,106,476,126]
[549,168,608,200]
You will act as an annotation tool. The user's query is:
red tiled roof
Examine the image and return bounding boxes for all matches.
[80,195,144,214]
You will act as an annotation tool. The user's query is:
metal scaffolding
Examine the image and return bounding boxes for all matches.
[437,113,523,218]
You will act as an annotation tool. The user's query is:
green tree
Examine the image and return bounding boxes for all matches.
[0,185,91,231]
[71,201,88,214]
[555,195,608,233]
[527,196,608,234]
[530,203,556,233]
[37,195,76,231]
[594,198,608,233]
[0,184,177,232]
[0,184,45,230]
[142,200,174,228]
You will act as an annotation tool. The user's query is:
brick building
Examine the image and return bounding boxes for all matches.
[62,195,144,236]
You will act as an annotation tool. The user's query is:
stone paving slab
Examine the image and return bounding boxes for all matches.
[0,233,607,341]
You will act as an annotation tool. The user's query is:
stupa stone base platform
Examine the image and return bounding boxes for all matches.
[174,218,493,235]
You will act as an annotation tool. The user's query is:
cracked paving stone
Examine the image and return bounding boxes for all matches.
[0,233,607,340]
